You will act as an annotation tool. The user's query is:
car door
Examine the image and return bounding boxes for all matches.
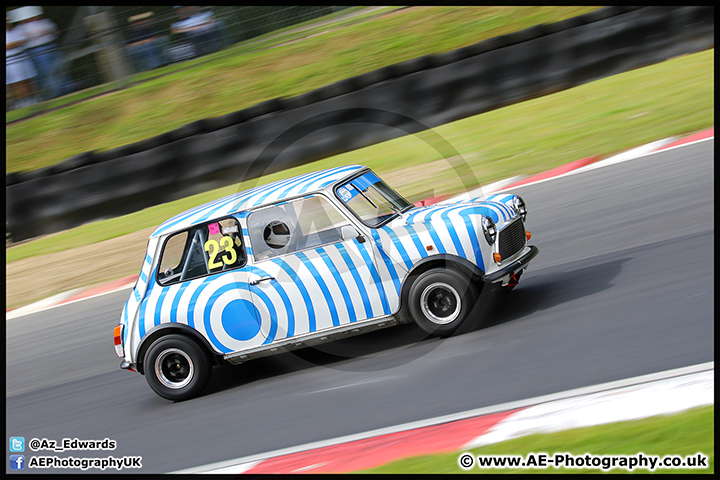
[246,194,389,343]
[145,216,266,355]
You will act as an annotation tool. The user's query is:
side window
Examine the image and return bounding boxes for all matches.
[157,231,189,284]
[248,195,351,261]
[157,217,246,285]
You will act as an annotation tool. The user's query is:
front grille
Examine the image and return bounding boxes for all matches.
[498,219,526,259]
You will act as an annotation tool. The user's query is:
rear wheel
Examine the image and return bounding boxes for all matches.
[408,269,479,337]
[144,335,212,401]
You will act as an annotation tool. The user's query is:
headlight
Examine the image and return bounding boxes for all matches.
[512,195,527,220]
[481,216,496,245]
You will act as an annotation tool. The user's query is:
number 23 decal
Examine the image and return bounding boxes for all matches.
[204,236,238,269]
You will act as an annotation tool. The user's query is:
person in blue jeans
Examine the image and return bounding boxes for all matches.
[171,6,228,57]
[7,15,39,108]
[126,12,167,73]
[15,9,62,100]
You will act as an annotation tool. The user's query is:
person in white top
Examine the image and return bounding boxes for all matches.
[15,9,62,100]
[6,15,38,109]
[171,6,224,57]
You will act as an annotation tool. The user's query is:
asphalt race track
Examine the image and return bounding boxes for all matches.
[6,140,713,474]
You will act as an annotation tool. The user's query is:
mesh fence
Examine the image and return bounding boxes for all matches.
[6,6,350,112]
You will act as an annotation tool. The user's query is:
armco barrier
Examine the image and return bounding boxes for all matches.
[6,6,714,241]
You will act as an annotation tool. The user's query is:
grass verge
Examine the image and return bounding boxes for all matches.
[7,48,713,265]
[6,7,600,174]
[4,7,398,125]
[361,405,713,474]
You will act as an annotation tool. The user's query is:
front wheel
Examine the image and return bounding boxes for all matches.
[144,335,212,401]
[408,269,479,337]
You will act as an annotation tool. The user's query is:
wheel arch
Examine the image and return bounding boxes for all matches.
[396,254,484,320]
[136,323,221,375]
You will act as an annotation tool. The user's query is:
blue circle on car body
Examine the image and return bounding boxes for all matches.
[221,299,261,341]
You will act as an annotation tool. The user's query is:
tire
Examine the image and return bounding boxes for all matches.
[144,334,212,401]
[354,66,394,88]
[407,269,479,337]
[315,78,358,100]
[243,98,283,119]
[168,120,206,141]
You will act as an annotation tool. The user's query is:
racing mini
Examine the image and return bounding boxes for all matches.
[114,165,538,400]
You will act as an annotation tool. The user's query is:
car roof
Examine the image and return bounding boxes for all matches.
[150,164,366,238]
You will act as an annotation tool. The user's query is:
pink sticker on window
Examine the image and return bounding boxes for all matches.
[207,222,221,235]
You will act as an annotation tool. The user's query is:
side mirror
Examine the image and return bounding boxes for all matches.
[341,225,365,243]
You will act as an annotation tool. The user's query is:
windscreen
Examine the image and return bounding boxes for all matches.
[336,171,412,227]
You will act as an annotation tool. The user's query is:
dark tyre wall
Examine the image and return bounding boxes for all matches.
[6,6,714,241]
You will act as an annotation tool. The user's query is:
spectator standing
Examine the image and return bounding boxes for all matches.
[6,14,38,109]
[171,6,223,57]
[126,12,166,73]
[15,7,62,100]
[203,7,232,50]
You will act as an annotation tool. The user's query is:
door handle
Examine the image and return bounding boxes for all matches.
[250,276,275,286]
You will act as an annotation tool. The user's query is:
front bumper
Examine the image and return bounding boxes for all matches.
[484,245,539,283]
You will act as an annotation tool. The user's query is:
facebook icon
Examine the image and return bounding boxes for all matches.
[10,455,25,470]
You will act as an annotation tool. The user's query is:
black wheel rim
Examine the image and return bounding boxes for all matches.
[420,282,461,324]
[155,348,194,389]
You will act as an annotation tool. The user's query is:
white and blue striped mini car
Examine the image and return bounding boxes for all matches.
[114,165,538,400]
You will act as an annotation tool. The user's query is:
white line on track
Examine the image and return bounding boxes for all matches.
[296,376,398,395]
[6,281,136,321]
[489,136,713,194]
[463,369,713,449]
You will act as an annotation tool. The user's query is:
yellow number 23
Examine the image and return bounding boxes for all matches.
[204,236,238,269]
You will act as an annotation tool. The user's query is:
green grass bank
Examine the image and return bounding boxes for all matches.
[362,405,713,474]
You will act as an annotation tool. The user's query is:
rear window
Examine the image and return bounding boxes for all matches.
[157,217,246,286]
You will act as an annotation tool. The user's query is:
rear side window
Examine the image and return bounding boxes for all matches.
[157,217,246,285]
[247,195,351,261]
